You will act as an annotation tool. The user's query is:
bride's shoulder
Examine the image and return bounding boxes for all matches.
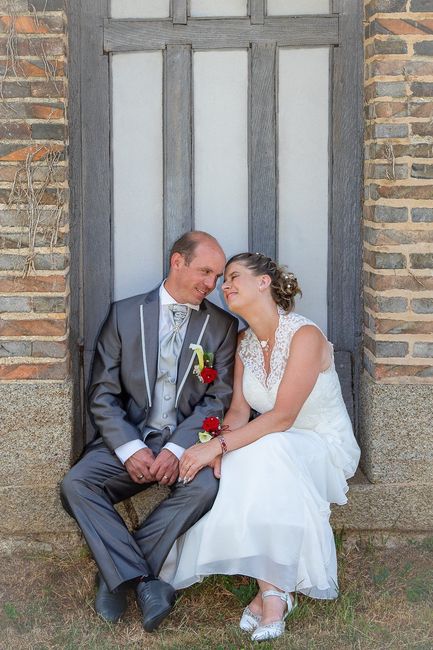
[279,311,315,331]
[279,311,326,343]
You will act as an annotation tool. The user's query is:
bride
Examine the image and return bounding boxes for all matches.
[160,252,360,642]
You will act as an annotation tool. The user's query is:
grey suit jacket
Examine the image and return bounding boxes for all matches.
[87,287,238,452]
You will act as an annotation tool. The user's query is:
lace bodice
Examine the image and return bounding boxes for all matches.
[239,311,324,391]
[239,311,346,427]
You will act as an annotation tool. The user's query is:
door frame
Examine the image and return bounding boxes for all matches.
[67,0,363,454]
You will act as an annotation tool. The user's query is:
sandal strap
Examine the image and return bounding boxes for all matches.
[261,589,292,604]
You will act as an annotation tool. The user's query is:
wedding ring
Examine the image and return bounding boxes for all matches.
[137,474,144,480]
[163,475,169,480]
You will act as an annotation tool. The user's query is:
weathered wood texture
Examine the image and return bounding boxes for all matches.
[250,0,264,24]
[328,0,363,429]
[163,44,193,274]
[66,0,85,456]
[249,42,277,259]
[104,16,339,51]
[80,0,111,443]
[172,0,187,25]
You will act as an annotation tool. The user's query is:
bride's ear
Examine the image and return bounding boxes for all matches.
[258,275,272,292]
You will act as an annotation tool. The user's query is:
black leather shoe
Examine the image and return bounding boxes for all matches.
[136,579,176,632]
[95,573,128,623]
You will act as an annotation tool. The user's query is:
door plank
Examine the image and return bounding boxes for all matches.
[81,2,111,354]
[173,0,187,25]
[164,44,193,270]
[104,16,339,51]
[250,41,277,258]
[328,0,363,430]
[250,0,265,25]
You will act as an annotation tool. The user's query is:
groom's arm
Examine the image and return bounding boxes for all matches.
[168,317,238,450]
[88,303,143,452]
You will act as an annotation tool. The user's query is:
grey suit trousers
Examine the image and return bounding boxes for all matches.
[60,434,219,592]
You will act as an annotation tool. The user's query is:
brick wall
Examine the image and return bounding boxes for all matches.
[0,1,431,388]
[364,0,433,381]
[0,0,68,380]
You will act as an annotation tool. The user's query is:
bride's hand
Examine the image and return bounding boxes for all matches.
[179,439,221,483]
[209,456,222,479]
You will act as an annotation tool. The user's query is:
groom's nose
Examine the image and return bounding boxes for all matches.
[205,275,217,290]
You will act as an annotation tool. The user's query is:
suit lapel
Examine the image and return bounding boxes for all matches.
[139,288,159,406]
[176,303,210,407]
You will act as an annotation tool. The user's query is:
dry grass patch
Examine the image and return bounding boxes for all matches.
[0,536,432,649]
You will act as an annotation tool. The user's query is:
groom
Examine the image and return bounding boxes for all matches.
[61,231,237,631]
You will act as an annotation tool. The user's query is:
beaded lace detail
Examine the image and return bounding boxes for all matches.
[239,311,320,391]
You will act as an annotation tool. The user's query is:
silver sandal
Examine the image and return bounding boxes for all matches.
[239,605,262,632]
[250,589,296,642]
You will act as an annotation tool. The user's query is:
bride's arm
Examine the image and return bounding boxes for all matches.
[179,325,329,481]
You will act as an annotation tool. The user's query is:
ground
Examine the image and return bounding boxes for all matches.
[1,535,432,650]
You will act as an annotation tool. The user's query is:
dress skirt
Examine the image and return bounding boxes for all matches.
[160,429,347,599]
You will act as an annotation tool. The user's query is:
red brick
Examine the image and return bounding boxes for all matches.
[372,363,433,380]
[15,38,65,57]
[375,18,433,35]
[0,275,67,292]
[367,143,432,159]
[0,318,66,336]
[409,102,433,118]
[370,184,433,200]
[0,122,31,139]
[365,272,433,292]
[0,164,66,184]
[411,122,433,137]
[375,319,433,335]
[0,143,63,162]
[374,101,408,118]
[30,103,64,120]
[30,81,64,98]
[0,15,64,34]
[0,360,67,380]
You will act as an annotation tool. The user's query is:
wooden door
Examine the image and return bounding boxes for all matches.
[68,0,363,449]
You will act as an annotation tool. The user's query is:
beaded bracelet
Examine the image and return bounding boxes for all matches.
[218,435,228,455]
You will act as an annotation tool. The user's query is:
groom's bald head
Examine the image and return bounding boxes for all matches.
[169,231,223,266]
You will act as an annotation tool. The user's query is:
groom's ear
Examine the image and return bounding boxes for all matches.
[170,252,185,271]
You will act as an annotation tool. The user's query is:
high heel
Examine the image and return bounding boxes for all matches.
[239,605,261,632]
[250,589,296,642]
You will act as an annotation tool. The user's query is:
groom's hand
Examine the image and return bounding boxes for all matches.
[150,449,179,486]
[125,448,155,483]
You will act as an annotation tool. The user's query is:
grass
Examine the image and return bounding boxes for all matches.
[0,536,432,649]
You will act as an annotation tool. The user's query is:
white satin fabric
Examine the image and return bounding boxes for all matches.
[160,312,360,599]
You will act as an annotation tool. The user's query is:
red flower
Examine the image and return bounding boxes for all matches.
[201,367,218,384]
[202,416,221,433]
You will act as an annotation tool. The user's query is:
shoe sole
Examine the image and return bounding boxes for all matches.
[143,602,174,632]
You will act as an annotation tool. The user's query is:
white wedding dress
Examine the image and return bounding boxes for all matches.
[160,312,360,599]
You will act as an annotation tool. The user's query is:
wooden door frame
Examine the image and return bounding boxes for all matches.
[67,0,363,454]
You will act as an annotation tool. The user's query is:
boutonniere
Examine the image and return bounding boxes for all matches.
[189,343,218,384]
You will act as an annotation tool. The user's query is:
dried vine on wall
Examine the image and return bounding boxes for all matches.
[8,148,64,276]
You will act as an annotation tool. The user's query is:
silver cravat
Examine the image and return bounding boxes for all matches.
[159,304,189,374]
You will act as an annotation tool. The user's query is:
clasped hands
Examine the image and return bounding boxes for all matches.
[125,441,222,486]
[125,448,179,486]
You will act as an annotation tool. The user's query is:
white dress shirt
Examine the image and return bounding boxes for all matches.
[114,282,199,465]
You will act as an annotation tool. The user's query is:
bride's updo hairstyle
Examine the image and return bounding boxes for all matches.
[226,252,302,313]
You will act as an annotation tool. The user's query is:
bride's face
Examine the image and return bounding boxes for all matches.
[222,262,265,313]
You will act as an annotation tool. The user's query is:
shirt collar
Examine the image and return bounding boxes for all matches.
[159,281,200,311]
